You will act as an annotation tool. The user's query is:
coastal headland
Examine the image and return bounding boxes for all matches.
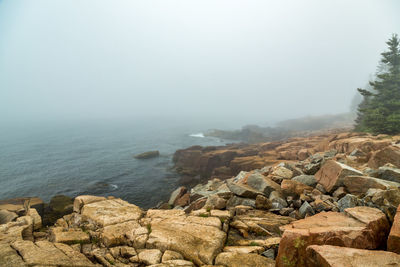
[2,130,400,266]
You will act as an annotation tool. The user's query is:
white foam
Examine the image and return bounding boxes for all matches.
[189,133,205,138]
[110,184,118,190]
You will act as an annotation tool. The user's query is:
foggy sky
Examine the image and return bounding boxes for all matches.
[0,0,399,126]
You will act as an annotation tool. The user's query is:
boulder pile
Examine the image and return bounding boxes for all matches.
[1,132,400,266]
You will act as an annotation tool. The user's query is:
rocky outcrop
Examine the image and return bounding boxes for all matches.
[2,131,400,266]
[173,131,394,183]
[173,145,262,179]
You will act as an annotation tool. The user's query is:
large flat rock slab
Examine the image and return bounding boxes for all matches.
[145,210,226,266]
[81,198,143,227]
[306,245,400,267]
[11,240,94,266]
[276,206,390,267]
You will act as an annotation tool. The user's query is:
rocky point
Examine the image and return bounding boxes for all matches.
[2,131,400,266]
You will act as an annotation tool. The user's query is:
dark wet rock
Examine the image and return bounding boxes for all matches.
[43,195,73,226]
[134,150,160,159]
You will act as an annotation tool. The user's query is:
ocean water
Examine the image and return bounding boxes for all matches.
[0,119,230,208]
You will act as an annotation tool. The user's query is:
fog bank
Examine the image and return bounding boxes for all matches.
[0,0,399,125]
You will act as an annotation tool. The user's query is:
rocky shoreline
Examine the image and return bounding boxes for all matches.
[2,131,400,266]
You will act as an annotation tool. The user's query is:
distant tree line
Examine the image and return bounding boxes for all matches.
[355,34,400,134]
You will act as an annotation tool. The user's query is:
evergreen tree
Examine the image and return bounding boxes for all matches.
[355,34,400,134]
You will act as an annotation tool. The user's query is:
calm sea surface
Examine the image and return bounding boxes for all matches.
[0,119,230,208]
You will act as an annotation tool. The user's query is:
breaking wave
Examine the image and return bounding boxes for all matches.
[189,133,205,138]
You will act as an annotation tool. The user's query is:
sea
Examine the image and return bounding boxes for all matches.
[0,118,234,208]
